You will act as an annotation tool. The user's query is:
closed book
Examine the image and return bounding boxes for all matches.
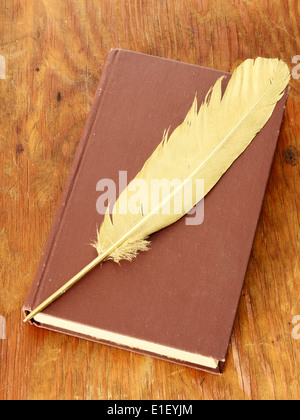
[24,49,288,374]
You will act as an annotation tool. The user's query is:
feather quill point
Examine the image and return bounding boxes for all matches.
[24,58,290,322]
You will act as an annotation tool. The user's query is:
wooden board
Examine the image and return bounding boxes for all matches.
[0,0,299,400]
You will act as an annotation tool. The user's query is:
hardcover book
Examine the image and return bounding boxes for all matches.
[24,49,288,374]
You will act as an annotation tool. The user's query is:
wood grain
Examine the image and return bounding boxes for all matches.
[0,0,299,400]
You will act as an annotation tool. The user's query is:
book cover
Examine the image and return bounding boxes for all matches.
[24,49,288,374]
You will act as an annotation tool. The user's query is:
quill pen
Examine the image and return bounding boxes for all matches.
[24,58,290,322]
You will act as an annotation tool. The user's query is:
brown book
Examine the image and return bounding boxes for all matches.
[24,49,288,374]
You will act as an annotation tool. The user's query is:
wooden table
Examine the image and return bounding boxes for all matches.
[0,0,299,400]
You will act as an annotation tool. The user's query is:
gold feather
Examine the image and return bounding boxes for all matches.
[93,57,290,263]
[24,57,290,322]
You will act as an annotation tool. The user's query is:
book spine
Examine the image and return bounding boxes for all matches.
[23,49,121,318]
